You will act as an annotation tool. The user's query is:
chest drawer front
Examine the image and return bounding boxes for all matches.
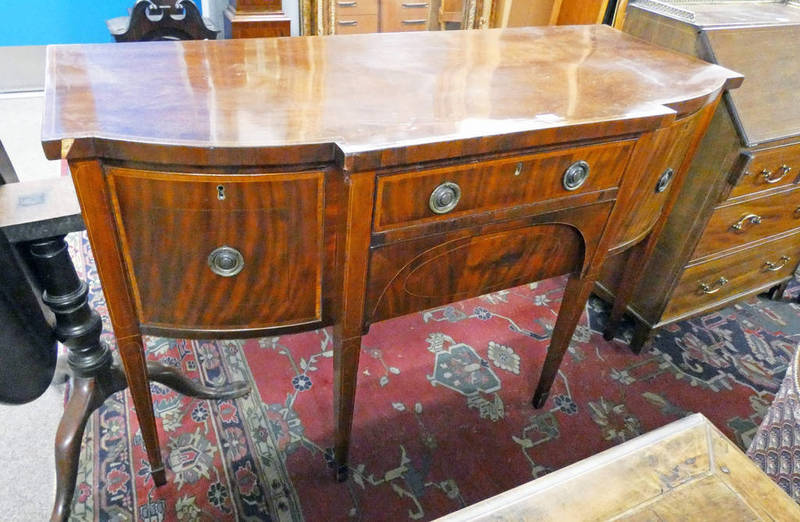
[693,186,800,261]
[664,232,800,321]
[374,140,633,232]
[335,0,377,15]
[336,14,378,34]
[381,0,431,32]
[107,168,325,331]
[730,142,800,199]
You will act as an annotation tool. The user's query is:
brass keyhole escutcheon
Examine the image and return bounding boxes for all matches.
[208,246,244,277]
[562,160,589,191]
[429,181,462,214]
[217,184,226,200]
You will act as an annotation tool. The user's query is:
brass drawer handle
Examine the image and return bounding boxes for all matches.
[208,246,245,277]
[761,165,792,184]
[730,213,762,232]
[429,181,461,214]
[402,2,429,7]
[338,1,357,6]
[338,20,358,25]
[699,277,728,295]
[562,160,590,191]
[402,19,427,24]
[794,207,800,218]
[655,168,674,193]
[763,255,790,272]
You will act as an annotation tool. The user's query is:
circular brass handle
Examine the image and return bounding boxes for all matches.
[763,255,790,272]
[655,168,674,193]
[730,213,762,232]
[562,160,590,191]
[761,165,792,184]
[429,181,461,214]
[699,277,728,295]
[208,246,244,277]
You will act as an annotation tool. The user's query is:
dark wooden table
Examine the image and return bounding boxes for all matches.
[41,26,740,484]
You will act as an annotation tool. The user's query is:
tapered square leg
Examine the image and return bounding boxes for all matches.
[532,275,596,409]
[333,336,362,482]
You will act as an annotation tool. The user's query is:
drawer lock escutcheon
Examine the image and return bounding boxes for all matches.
[761,165,792,184]
[699,277,729,295]
[208,246,245,277]
[763,256,790,272]
[655,168,674,193]
[730,213,762,232]
[562,160,590,191]
[429,181,461,214]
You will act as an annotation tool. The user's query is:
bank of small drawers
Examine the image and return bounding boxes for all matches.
[381,0,431,32]
[335,0,378,34]
[373,139,634,232]
[665,231,800,320]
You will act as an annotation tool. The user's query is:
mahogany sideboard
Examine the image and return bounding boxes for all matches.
[600,1,800,352]
[41,26,739,481]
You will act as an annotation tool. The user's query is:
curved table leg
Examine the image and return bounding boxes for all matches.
[146,360,250,400]
[50,378,104,522]
[26,235,250,521]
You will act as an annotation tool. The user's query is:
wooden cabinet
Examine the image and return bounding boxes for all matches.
[42,26,738,484]
[598,1,800,351]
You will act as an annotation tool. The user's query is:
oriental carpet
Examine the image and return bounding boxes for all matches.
[63,232,800,521]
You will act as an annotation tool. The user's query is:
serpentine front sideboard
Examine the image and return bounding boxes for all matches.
[41,26,740,481]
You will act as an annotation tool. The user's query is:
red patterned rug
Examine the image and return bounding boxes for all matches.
[65,232,800,521]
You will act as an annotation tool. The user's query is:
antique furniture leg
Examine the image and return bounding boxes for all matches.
[25,235,249,522]
[333,336,362,482]
[629,321,654,355]
[332,172,375,482]
[767,280,790,301]
[602,240,649,342]
[532,275,596,408]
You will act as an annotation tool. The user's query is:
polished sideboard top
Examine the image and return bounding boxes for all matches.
[42,25,740,168]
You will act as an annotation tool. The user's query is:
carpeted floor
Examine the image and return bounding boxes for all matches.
[64,232,800,521]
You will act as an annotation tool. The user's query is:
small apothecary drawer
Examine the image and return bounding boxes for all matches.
[729,142,800,199]
[335,0,378,15]
[664,232,800,321]
[373,139,633,232]
[693,185,800,261]
[335,14,378,34]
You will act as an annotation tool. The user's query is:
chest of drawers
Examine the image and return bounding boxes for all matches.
[598,1,800,351]
[335,0,430,33]
[42,26,738,482]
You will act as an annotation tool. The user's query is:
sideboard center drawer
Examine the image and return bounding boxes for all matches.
[373,139,633,232]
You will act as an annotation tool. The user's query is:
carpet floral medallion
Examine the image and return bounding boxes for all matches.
[63,233,800,521]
